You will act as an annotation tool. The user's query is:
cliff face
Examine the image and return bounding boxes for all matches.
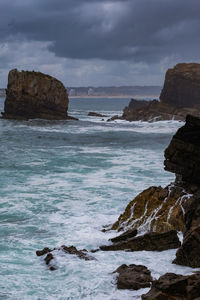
[160,63,200,108]
[2,69,69,120]
[111,115,200,238]
[164,114,200,184]
[118,63,200,122]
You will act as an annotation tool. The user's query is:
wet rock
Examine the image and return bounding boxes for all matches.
[36,245,96,271]
[88,112,108,117]
[36,247,52,256]
[2,69,76,120]
[60,245,96,261]
[100,230,180,252]
[142,272,200,300]
[164,115,200,185]
[160,63,200,108]
[111,184,190,234]
[44,253,54,265]
[173,226,200,268]
[107,115,120,121]
[110,229,138,243]
[113,264,152,290]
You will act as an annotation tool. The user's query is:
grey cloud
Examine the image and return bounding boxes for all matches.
[0,0,199,63]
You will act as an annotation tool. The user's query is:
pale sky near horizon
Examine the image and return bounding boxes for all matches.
[0,0,199,87]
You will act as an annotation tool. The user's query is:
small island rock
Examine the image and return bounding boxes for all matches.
[2,69,73,120]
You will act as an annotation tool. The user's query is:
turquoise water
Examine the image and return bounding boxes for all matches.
[0,97,195,299]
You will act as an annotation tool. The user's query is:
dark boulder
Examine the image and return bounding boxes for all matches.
[2,69,76,120]
[142,272,200,300]
[160,63,200,108]
[100,230,180,252]
[114,264,152,290]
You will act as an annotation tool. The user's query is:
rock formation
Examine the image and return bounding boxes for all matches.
[2,69,76,120]
[100,230,180,252]
[164,114,200,184]
[160,63,200,108]
[88,112,108,117]
[111,184,191,233]
[109,63,200,122]
[142,272,200,300]
[36,245,96,271]
[114,264,152,290]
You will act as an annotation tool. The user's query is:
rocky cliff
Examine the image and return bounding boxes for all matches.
[114,63,200,122]
[108,115,200,268]
[160,63,200,108]
[2,69,70,120]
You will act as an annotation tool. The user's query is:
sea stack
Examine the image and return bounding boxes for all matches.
[2,69,69,120]
[160,63,200,108]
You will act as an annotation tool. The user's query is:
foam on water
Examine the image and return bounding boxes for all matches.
[0,97,196,299]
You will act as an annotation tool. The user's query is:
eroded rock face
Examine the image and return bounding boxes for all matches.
[142,272,200,300]
[160,63,200,108]
[114,264,152,290]
[164,115,200,184]
[2,69,69,120]
[111,184,192,233]
[100,230,180,252]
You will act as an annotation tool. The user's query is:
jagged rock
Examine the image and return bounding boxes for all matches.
[2,69,76,120]
[111,184,191,233]
[142,272,200,300]
[107,115,121,122]
[173,196,200,268]
[36,245,96,271]
[109,229,137,243]
[173,226,200,268]
[164,115,200,185]
[100,230,180,251]
[88,112,108,117]
[160,63,200,108]
[113,264,152,290]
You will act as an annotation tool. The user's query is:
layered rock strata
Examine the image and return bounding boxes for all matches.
[2,69,74,120]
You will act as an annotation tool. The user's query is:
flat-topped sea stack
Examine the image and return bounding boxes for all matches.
[160,63,200,108]
[2,69,71,120]
[116,63,200,122]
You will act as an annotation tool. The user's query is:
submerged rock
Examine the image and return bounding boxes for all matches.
[114,264,152,290]
[88,112,108,117]
[100,230,180,252]
[2,69,77,120]
[36,245,95,270]
[142,272,200,300]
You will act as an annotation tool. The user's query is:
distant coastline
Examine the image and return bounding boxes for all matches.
[69,94,159,99]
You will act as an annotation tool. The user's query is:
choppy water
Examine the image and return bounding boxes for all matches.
[0,97,197,299]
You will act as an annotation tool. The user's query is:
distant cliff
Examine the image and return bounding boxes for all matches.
[119,63,200,122]
[160,63,200,108]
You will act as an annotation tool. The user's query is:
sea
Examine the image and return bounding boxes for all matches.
[0,97,198,300]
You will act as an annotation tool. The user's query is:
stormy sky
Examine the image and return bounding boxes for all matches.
[0,0,199,87]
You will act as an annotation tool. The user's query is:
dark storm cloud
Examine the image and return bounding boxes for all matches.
[0,0,200,63]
